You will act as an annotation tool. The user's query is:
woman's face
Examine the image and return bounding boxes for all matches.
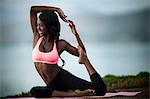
[37,18,46,36]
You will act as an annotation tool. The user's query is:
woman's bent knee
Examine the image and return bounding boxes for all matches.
[95,84,107,96]
[30,86,53,98]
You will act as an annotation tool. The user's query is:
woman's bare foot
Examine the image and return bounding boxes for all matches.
[74,89,96,96]
[78,46,88,64]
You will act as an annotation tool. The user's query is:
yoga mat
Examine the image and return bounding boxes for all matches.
[83,91,142,98]
[49,91,142,99]
[6,91,142,99]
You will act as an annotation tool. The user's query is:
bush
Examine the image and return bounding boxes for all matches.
[103,72,150,90]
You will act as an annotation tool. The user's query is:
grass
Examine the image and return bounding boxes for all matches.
[103,72,149,90]
[5,71,150,98]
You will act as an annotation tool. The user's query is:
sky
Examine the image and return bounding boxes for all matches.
[1,0,149,43]
[0,0,149,97]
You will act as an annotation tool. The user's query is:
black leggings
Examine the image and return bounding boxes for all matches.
[31,68,106,98]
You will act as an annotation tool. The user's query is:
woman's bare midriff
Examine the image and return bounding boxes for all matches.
[34,62,61,85]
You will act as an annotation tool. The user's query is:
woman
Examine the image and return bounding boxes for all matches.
[30,6,106,97]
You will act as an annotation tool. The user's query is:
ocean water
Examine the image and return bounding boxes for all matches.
[0,42,149,97]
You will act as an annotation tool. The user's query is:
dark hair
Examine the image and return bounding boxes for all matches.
[39,11,65,67]
[39,11,60,39]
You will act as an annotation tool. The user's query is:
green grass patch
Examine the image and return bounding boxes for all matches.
[103,72,150,90]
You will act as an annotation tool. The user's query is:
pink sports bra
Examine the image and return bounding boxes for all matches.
[32,36,59,64]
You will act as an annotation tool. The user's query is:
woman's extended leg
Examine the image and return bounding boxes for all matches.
[31,83,95,97]
[78,46,107,95]
[49,67,106,96]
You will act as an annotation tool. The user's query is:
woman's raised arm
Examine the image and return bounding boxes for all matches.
[67,20,86,53]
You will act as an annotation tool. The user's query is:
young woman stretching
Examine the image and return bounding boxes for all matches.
[30,6,106,98]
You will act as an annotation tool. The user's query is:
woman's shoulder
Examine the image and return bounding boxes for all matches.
[58,39,68,45]
[58,39,70,49]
